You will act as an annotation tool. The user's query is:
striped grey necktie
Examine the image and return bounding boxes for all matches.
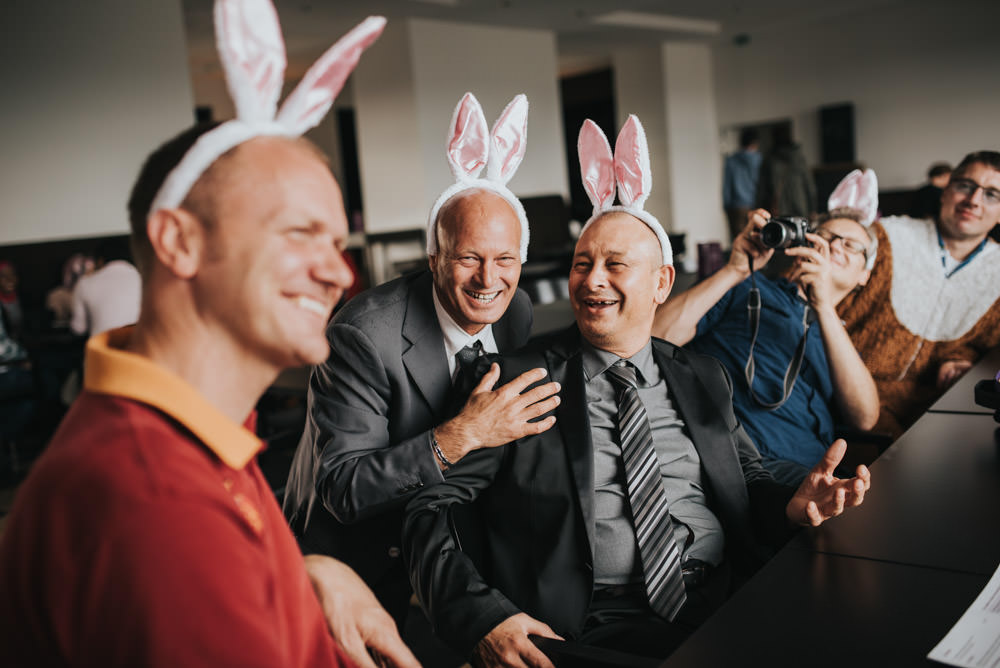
[606,360,687,621]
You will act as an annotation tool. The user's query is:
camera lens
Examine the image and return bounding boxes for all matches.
[760,221,791,249]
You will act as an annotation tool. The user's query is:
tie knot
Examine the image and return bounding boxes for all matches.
[606,360,638,389]
[456,340,484,368]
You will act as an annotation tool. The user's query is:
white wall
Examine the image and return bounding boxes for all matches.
[713,0,1000,189]
[0,1,194,245]
[662,43,726,246]
[410,19,568,213]
[354,18,568,235]
[613,43,727,247]
[613,47,673,230]
[352,21,425,235]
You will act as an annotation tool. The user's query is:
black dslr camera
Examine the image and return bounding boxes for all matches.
[760,216,811,249]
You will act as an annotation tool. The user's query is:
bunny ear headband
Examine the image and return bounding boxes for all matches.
[827,167,879,270]
[426,92,530,263]
[577,115,672,265]
[149,0,386,216]
[828,168,879,227]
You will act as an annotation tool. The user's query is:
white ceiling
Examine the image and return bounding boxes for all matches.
[180,0,910,77]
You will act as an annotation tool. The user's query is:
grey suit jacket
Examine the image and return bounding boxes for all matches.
[283,270,533,607]
[403,326,795,657]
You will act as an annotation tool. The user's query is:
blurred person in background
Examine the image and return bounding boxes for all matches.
[70,238,141,336]
[722,128,762,241]
[756,125,816,218]
[46,253,95,329]
[909,162,952,220]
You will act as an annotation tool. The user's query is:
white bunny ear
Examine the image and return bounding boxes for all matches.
[614,115,652,210]
[486,94,528,184]
[277,16,386,134]
[578,120,616,211]
[445,93,490,181]
[828,168,879,226]
[214,0,287,124]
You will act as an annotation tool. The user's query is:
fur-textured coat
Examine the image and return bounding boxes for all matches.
[838,217,1000,436]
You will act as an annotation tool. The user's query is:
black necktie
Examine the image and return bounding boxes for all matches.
[455,340,484,381]
[606,360,687,621]
[447,340,484,417]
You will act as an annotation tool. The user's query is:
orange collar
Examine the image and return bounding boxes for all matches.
[83,327,262,470]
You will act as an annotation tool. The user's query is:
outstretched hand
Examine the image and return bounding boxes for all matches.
[785,439,871,527]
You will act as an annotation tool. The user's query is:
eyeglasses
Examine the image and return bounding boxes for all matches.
[948,178,1000,206]
[815,227,868,258]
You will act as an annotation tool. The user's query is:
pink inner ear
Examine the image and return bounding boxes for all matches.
[614,117,650,209]
[276,16,385,133]
[855,175,878,212]
[215,0,286,123]
[447,94,489,179]
[487,95,528,183]
[578,121,615,211]
[828,169,878,223]
[828,169,861,209]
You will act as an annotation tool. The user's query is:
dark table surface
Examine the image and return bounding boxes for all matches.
[927,347,1000,414]
[791,411,1000,576]
[661,351,1000,667]
[661,549,990,667]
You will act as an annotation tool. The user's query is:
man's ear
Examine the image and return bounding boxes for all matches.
[427,254,438,276]
[145,208,205,280]
[653,264,676,305]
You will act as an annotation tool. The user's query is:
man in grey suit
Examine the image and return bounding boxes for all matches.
[284,186,560,625]
[403,210,872,667]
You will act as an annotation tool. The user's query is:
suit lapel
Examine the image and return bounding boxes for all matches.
[402,274,451,420]
[493,299,516,351]
[548,329,597,554]
[652,342,746,502]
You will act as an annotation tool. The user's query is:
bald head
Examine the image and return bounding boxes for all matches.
[136,132,353,372]
[128,125,329,275]
[428,188,522,334]
[569,211,674,358]
[581,211,665,268]
[435,189,521,258]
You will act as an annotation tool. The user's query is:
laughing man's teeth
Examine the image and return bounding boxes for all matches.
[586,300,616,305]
[295,296,328,316]
[465,290,499,303]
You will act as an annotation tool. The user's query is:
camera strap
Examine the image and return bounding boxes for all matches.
[743,256,813,411]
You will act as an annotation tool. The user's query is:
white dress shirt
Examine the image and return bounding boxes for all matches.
[431,288,498,379]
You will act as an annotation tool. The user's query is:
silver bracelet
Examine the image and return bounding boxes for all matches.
[431,430,454,469]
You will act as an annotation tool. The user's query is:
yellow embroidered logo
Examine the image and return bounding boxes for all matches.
[232,492,264,534]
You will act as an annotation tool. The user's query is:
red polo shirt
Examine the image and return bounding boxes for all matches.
[0,328,354,667]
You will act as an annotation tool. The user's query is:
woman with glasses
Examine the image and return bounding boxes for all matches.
[654,176,880,486]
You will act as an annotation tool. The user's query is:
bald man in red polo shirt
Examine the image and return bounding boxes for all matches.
[0,126,419,666]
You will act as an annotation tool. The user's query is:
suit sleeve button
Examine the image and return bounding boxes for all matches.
[388,547,401,558]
